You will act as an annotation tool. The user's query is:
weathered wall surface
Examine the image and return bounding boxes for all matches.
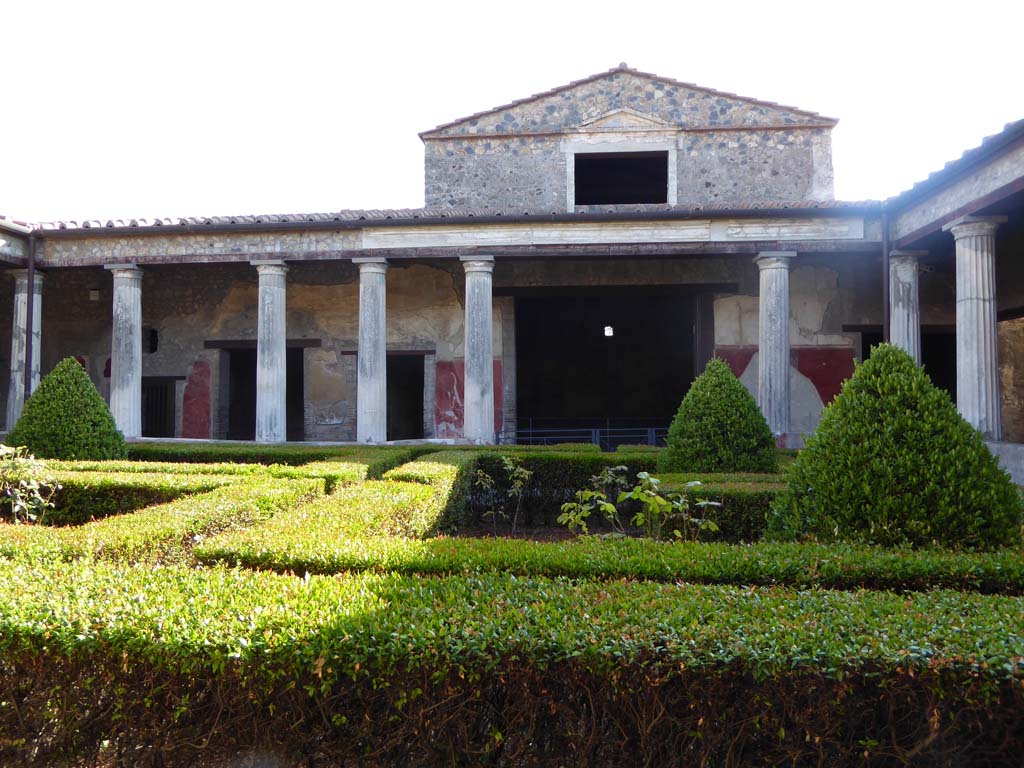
[677,129,833,205]
[714,256,866,434]
[424,70,835,209]
[425,136,565,209]
[999,316,1024,443]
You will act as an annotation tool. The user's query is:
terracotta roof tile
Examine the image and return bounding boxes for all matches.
[30,200,879,234]
[888,119,1024,207]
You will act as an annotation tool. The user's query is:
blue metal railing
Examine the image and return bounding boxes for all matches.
[497,417,669,451]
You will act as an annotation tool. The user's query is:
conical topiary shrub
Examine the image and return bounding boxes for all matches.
[7,358,127,460]
[768,343,1022,550]
[657,357,776,473]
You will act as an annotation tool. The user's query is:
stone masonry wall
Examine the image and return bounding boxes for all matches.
[425,70,834,209]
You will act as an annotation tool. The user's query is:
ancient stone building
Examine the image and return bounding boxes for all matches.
[1,64,1022,471]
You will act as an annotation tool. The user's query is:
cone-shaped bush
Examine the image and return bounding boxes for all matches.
[768,344,1022,549]
[658,358,776,473]
[7,358,127,460]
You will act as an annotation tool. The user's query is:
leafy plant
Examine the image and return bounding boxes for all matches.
[769,344,1023,549]
[619,472,719,541]
[501,455,532,536]
[0,445,60,524]
[659,358,776,473]
[559,470,719,541]
[8,358,127,460]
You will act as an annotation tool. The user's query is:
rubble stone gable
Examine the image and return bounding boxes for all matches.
[423,70,833,139]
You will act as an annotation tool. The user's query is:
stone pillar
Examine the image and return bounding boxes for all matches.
[355,258,388,443]
[755,251,795,436]
[462,256,495,444]
[943,215,1006,439]
[6,270,44,430]
[108,265,143,439]
[253,261,288,443]
[889,250,924,364]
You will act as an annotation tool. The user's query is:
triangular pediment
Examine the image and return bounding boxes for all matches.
[421,65,837,139]
[576,108,674,132]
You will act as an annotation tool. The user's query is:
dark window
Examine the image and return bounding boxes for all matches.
[574,151,668,205]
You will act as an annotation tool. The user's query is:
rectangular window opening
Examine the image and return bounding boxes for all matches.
[574,151,668,205]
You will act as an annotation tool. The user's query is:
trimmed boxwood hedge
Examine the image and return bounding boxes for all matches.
[659,357,776,473]
[0,477,323,565]
[126,441,423,476]
[1,562,1021,767]
[198,531,1024,593]
[45,471,232,525]
[8,357,127,460]
[770,344,1023,549]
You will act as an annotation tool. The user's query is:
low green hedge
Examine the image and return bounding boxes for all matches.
[197,534,1024,593]
[0,477,323,565]
[205,453,479,565]
[46,472,233,525]
[125,442,422,475]
[1,562,1021,766]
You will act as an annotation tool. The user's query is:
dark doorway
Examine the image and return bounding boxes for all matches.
[387,355,425,440]
[141,378,176,438]
[226,347,305,441]
[859,328,956,401]
[574,151,669,205]
[516,293,694,442]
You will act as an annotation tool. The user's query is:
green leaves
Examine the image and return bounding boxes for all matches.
[770,344,1023,549]
[8,357,126,460]
[659,358,777,474]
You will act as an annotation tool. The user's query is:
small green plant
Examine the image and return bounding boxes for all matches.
[558,489,621,535]
[0,444,60,524]
[473,456,533,536]
[619,472,719,541]
[659,358,776,473]
[559,470,719,541]
[502,456,532,536]
[8,358,127,460]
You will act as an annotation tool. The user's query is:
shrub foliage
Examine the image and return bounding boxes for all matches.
[8,358,127,460]
[658,358,776,473]
[770,344,1023,549]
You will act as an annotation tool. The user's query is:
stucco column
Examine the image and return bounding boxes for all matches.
[462,256,495,444]
[755,251,795,436]
[889,250,924,364]
[6,270,44,430]
[943,215,1006,439]
[107,265,143,439]
[355,258,388,443]
[253,261,288,443]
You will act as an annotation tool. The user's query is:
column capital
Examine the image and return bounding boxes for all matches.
[461,255,495,274]
[251,260,288,277]
[9,269,45,287]
[889,249,927,261]
[943,215,1007,239]
[754,251,796,270]
[353,257,389,275]
[105,264,143,281]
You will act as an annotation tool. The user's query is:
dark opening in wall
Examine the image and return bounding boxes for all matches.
[574,151,668,205]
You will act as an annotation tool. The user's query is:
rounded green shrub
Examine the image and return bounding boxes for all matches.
[8,358,127,460]
[769,344,1022,550]
[658,358,776,474]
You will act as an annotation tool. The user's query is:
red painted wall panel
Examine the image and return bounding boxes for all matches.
[433,359,503,439]
[181,359,211,439]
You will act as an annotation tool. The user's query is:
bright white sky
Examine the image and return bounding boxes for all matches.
[3,0,1022,224]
